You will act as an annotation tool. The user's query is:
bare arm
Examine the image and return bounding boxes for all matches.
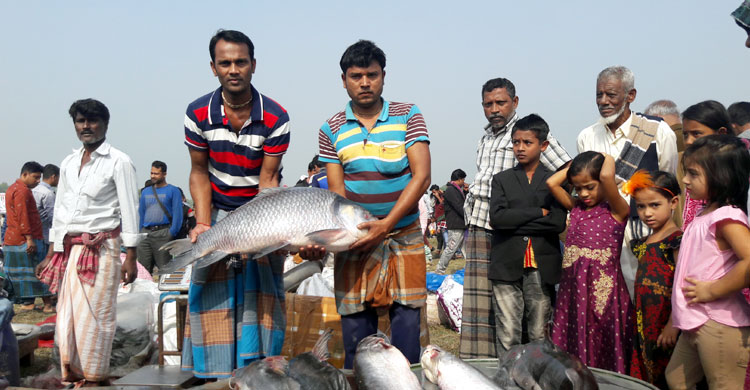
[683,221,750,303]
[600,155,630,222]
[188,148,212,242]
[350,141,431,252]
[326,162,346,197]
[546,165,575,211]
[259,154,282,189]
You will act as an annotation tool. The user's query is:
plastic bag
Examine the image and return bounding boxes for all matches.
[425,272,447,292]
[436,277,463,332]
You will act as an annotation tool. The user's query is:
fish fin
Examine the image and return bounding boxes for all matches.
[311,329,333,361]
[305,229,348,245]
[158,249,197,274]
[194,251,230,269]
[251,242,290,259]
[159,238,192,256]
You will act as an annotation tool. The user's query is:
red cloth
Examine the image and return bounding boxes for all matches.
[3,179,43,245]
[38,226,121,293]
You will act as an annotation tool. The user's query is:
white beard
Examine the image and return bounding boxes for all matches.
[601,104,626,125]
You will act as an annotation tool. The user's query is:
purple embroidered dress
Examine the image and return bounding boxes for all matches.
[551,202,634,374]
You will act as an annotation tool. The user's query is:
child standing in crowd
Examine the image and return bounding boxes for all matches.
[680,100,733,228]
[547,152,633,374]
[623,171,682,388]
[665,135,750,390]
[488,114,566,353]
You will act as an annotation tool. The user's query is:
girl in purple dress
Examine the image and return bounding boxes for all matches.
[547,152,634,374]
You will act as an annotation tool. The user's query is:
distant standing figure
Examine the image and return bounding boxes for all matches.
[436,169,467,274]
[4,161,53,312]
[137,160,183,273]
[32,164,59,247]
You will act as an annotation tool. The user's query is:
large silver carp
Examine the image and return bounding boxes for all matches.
[159,187,377,273]
[353,335,421,390]
[420,345,503,390]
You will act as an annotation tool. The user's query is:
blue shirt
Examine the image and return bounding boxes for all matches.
[318,100,429,228]
[139,184,183,237]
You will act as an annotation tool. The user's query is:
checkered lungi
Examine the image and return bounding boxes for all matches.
[459,227,497,359]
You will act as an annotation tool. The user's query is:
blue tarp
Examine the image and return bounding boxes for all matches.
[426,268,465,292]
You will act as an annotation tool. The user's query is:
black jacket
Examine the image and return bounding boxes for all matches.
[443,182,466,230]
[488,165,566,285]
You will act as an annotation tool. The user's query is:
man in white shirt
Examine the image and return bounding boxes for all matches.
[36,99,142,386]
[577,66,678,299]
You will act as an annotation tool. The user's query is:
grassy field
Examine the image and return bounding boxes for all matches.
[14,242,465,380]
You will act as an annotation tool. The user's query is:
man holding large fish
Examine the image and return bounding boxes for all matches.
[180,29,291,378]
[304,39,432,368]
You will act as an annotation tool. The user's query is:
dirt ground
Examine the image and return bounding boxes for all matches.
[14,239,465,380]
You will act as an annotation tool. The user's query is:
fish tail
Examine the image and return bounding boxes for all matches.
[311,328,333,361]
[159,238,193,256]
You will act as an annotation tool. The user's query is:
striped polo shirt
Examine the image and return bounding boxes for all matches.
[318,100,429,228]
[184,86,290,211]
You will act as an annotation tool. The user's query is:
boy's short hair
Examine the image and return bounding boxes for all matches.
[21,161,44,175]
[511,113,549,142]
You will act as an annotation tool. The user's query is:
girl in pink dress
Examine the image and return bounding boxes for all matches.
[666,135,750,390]
[547,152,633,374]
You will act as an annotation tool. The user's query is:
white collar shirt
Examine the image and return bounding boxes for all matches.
[49,141,143,251]
[465,113,571,230]
[576,111,678,175]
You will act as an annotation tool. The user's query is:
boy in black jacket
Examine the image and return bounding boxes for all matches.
[488,114,566,354]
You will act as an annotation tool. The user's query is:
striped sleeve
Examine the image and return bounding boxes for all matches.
[263,112,291,156]
[405,104,429,148]
[540,133,571,171]
[318,125,340,164]
[184,109,208,151]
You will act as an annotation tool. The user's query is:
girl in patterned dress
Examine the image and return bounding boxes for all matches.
[666,135,750,390]
[622,170,682,389]
[547,152,634,374]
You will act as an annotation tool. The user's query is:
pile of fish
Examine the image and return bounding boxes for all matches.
[159,187,377,273]
[229,333,599,390]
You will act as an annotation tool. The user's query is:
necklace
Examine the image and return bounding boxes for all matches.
[221,91,252,109]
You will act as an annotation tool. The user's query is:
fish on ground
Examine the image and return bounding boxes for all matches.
[159,187,377,273]
[420,345,503,390]
[353,335,422,390]
[229,356,300,390]
[493,339,599,390]
[287,329,351,390]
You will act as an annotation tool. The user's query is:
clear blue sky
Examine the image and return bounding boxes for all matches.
[1,1,747,194]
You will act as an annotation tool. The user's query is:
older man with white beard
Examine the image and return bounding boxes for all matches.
[576,66,678,299]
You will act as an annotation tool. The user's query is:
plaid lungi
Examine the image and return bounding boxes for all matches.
[56,237,121,381]
[459,227,497,359]
[334,222,427,316]
[3,240,51,300]
[182,210,285,379]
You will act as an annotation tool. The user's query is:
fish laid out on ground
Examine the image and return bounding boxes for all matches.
[287,329,351,390]
[493,339,599,390]
[229,356,299,390]
[421,345,503,390]
[353,335,422,390]
[159,187,377,273]
[228,330,350,390]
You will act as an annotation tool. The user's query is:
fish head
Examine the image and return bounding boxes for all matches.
[334,199,378,238]
[229,357,293,390]
[420,345,444,384]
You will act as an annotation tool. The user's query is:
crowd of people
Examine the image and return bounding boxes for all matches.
[0,2,749,388]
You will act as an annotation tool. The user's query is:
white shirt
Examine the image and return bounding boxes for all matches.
[32,181,56,243]
[49,142,143,251]
[577,111,678,175]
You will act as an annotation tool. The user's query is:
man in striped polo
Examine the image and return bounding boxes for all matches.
[314,40,431,368]
[182,29,290,378]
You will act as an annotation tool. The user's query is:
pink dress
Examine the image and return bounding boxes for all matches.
[672,206,750,331]
[551,202,634,374]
